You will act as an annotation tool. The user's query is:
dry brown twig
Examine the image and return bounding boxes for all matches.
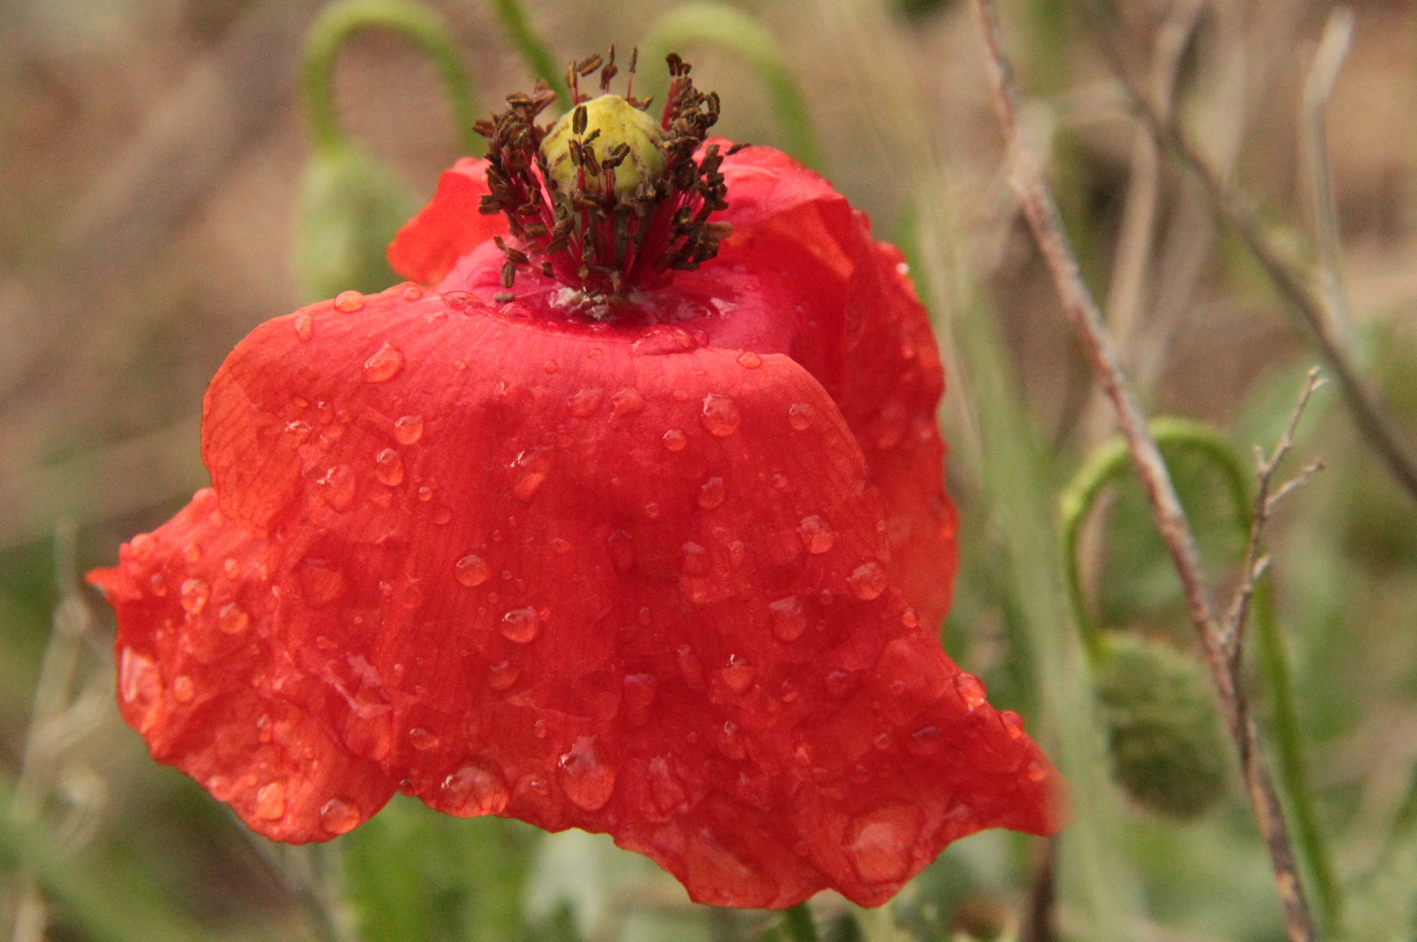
[966,1,1319,940]
[1087,6,1417,507]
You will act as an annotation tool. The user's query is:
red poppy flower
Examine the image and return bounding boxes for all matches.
[89,61,1060,910]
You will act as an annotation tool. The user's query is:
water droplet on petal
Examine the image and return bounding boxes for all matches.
[417,486,433,502]
[901,608,919,628]
[294,312,314,341]
[955,672,986,710]
[716,655,756,694]
[402,284,424,301]
[698,476,727,509]
[334,289,365,313]
[409,727,440,750]
[441,760,510,816]
[847,561,888,600]
[632,325,699,356]
[798,515,834,554]
[849,803,921,884]
[568,387,604,417]
[611,388,645,416]
[180,578,209,615]
[662,428,687,452]
[297,561,347,605]
[736,351,762,368]
[680,542,711,576]
[1001,710,1025,739]
[642,502,660,519]
[320,798,362,834]
[375,448,405,486]
[433,506,453,525]
[455,554,490,587]
[500,607,540,643]
[217,602,249,634]
[605,530,635,572]
[700,394,741,436]
[182,541,202,563]
[515,472,546,502]
[488,661,520,689]
[788,402,815,431]
[772,473,789,490]
[130,532,156,559]
[768,596,807,642]
[255,781,287,819]
[543,359,559,374]
[716,720,747,759]
[171,674,195,703]
[559,736,617,811]
[647,756,688,814]
[1027,761,1048,781]
[363,343,404,382]
[393,415,424,444]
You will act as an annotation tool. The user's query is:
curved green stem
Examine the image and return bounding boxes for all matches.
[488,0,569,109]
[778,903,821,942]
[302,0,481,156]
[639,2,820,169]
[1059,417,1339,930]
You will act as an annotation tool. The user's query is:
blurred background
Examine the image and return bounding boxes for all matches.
[2,0,1416,939]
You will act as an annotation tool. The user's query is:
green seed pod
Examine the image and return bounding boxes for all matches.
[1094,632,1228,819]
[294,144,417,302]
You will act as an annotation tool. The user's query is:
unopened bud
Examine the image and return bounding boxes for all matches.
[1094,633,1227,819]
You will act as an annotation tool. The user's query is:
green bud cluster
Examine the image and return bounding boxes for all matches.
[1094,632,1228,819]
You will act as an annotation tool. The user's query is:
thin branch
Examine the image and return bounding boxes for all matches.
[1092,15,1417,507]
[966,3,1318,940]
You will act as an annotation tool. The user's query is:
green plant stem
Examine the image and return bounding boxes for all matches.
[639,2,820,169]
[302,0,481,156]
[779,903,821,942]
[1058,417,1339,933]
[488,0,569,109]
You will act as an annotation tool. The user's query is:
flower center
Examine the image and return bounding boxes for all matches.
[475,50,740,310]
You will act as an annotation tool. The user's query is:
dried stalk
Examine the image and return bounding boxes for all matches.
[966,2,1318,940]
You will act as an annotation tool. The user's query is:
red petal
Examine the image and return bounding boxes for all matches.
[387,158,508,285]
[87,488,397,840]
[173,284,1057,906]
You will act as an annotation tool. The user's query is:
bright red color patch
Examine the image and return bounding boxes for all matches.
[90,142,1060,909]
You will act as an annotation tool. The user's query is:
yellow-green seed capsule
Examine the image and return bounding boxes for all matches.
[541,95,666,201]
[1094,632,1228,819]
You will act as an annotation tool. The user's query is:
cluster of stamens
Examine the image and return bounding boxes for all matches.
[474,48,743,310]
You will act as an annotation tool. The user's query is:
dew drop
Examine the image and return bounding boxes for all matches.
[559,736,617,811]
[255,781,287,820]
[955,672,987,710]
[182,541,202,563]
[488,661,520,690]
[611,388,645,416]
[1001,710,1025,739]
[334,289,366,313]
[568,387,603,417]
[363,342,404,382]
[179,578,210,615]
[433,505,453,525]
[824,669,854,699]
[417,486,433,502]
[1027,761,1048,781]
[901,608,919,628]
[716,720,747,759]
[500,607,540,643]
[294,312,314,341]
[700,394,741,436]
[222,558,239,578]
[798,515,834,554]
[441,760,510,816]
[847,561,888,600]
[772,473,789,490]
[849,804,921,884]
[130,532,156,559]
[393,415,424,444]
[643,502,661,519]
[662,428,688,452]
[514,471,546,502]
[409,727,440,750]
[297,561,347,605]
[727,540,746,567]
[698,476,727,509]
[549,537,570,554]
[402,284,424,301]
[768,596,808,642]
[606,530,635,572]
[788,402,815,431]
[455,554,490,587]
[736,351,762,368]
[171,674,195,703]
[632,325,699,356]
[375,448,405,486]
[716,655,756,694]
[320,798,362,834]
[680,542,711,576]
[533,718,547,738]
[647,756,688,814]
[315,464,358,512]
[543,359,559,375]
[217,602,249,634]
